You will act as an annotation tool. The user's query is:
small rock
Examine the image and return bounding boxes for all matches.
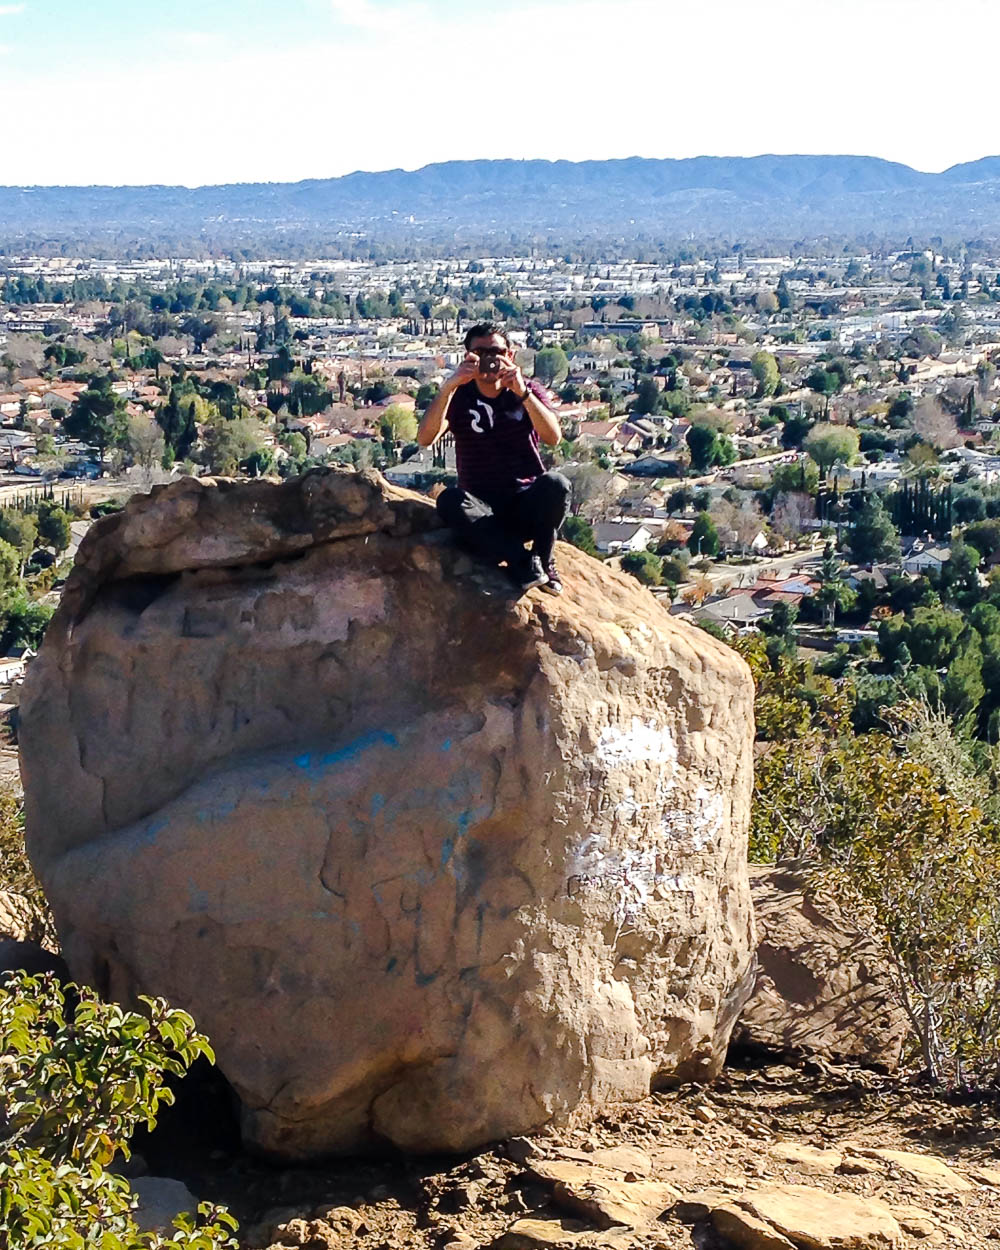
[971,1166,1000,1188]
[442,1234,479,1250]
[506,1138,541,1165]
[129,1177,198,1235]
[768,1141,842,1175]
[892,1204,938,1238]
[262,1206,304,1234]
[693,1104,717,1125]
[837,1156,883,1177]
[311,1205,364,1234]
[671,1191,729,1222]
[493,1218,631,1250]
[850,1149,974,1193]
[528,1158,680,1230]
[735,1185,903,1249]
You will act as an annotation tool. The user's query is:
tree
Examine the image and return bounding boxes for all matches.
[751,351,779,398]
[64,375,128,465]
[0,538,21,593]
[379,403,418,464]
[35,504,72,555]
[533,346,569,387]
[912,396,960,450]
[687,424,719,472]
[200,415,265,476]
[621,549,663,586]
[848,494,901,565]
[771,457,820,497]
[633,376,661,413]
[688,511,719,557]
[781,412,813,449]
[803,423,859,475]
[156,385,199,459]
[806,366,842,416]
[126,415,166,485]
[814,544,856,627]
[0,510,37,572]
[562,514,598,557]
[0,593,54,651]
[771,491,815,543]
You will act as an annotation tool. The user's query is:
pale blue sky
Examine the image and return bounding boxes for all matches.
[2,0,998,186]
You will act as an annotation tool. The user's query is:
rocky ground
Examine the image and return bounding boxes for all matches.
[141,1057,1000,1250]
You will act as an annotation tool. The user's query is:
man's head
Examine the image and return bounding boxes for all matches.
[464,323,511,381]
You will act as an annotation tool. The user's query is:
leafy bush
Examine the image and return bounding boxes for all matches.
[0,594,54,653]
[561,514,598,557]
[0,974,239,1248]
[742,636,1000,1087]
[620,549,663,586]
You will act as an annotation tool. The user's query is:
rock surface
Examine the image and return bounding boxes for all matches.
[733,862,910,1070]
[129,1176,198,1234]
[20,469,756,1158]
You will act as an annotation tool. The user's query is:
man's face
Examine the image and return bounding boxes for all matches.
[468,333,508,380]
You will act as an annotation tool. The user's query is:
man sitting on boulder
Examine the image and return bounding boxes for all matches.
[417,323,569,594]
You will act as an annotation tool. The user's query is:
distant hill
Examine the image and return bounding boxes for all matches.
[4,154,1000,256]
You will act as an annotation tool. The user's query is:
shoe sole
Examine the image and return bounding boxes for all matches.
[539,581,563,595]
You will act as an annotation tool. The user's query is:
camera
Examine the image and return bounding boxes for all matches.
[477,350,502,376]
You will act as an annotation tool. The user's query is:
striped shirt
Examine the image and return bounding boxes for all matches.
[447,380,548,501]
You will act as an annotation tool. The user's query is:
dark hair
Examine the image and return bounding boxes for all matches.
[463,322,510,352]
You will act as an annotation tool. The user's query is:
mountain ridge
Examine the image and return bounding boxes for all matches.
[5,153,1000,253]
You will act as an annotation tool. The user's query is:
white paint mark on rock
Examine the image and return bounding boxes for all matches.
[595,718,678,775]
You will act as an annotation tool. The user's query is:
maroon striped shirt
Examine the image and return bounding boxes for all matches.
[447,380,549,501]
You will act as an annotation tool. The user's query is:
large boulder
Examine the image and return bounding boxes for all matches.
[732,863,911,1070]
[20,469,756,1158]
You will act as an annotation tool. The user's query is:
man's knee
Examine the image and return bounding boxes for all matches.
[436,486,465,526]
[538,471,571,502]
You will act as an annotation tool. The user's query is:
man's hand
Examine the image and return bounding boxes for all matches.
[497,354,527,396]
[444,353,480,392]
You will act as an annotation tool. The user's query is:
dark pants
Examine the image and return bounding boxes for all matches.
[436,471,570,570]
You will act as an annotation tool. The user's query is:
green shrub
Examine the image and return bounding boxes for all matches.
[0,974,239,1248]
[620,549,663,586]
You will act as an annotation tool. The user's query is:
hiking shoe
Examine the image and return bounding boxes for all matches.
[540,560,563,596]
[507,553,549,592]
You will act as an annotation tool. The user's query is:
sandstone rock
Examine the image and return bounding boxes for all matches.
[711,1203,797,1250]
[891,1204,938,1238]
[767,1142,842,1175]
[847,1148,973,1193]
[527,1158,681,1229]
[495,1217,631,1249]
[545,1146,654,1177]
[971,1165,1000,1187]
[733,862,911,1070]
[733,1185,902,1249]
[0,890,33,941]
[128,1176,198,1234]
[21,470,755,1158]
[836,1156,883,1177]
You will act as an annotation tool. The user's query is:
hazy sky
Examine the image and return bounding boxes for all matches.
[3,0,997,186]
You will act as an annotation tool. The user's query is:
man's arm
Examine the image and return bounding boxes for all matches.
[498,357,562,445]
[522,383,562,446]
[417,355,478,446]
